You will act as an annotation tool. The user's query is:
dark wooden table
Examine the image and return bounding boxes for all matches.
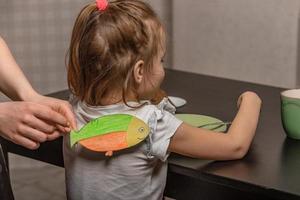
[1,69,300,200]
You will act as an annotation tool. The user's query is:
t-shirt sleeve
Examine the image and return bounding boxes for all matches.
[149,108,183,161]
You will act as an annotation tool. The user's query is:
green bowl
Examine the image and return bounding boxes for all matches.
[281,89,300,140]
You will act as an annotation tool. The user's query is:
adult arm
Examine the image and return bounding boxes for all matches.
[0,36,76,149]
[0,36,37,101]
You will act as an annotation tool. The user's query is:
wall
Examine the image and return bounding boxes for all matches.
[0,0,173,102]
[0,0,90,102]
[173,0,300,88]
[146,0,173,68]
[2,0,299,96]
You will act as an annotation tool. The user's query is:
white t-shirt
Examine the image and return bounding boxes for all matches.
[63,97,182,200]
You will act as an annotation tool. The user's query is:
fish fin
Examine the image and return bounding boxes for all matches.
[70,130,80,147]
[105,151,113,157]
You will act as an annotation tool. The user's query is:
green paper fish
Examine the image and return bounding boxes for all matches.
[70,114,150,156]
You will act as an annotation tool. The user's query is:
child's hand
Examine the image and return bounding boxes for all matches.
[237,91,262,109]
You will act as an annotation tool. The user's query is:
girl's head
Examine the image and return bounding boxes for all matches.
[67,0,166,106]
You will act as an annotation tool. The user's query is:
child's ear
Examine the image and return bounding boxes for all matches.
[133,60,144,84]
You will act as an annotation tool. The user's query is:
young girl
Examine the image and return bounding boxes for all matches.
[64,0,262,199]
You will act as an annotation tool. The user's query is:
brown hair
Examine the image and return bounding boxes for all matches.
[67,0,166,106]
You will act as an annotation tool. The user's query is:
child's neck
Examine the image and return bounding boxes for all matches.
[99,89,139,106]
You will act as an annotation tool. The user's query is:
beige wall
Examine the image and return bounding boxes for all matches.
[173,0,300,88]
[0,0,173,102]
[146,0,173,68]
[0,0,90,102]
[1,0,300,97]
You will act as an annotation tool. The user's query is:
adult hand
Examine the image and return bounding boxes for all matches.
[29,94,77,131]
[0,99,76,150]
[0,37,77,149]
[22,93,78,142]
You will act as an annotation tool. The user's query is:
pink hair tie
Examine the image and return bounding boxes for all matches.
[96,0,108,11]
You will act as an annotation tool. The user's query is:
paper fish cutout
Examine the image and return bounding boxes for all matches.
[70,114,150,156]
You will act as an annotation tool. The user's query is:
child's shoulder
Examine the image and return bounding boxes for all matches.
[69,96,177,126]
[137,97,175,113]
[132,98,177,123]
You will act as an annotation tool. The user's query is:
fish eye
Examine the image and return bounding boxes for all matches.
[138,127,145,133]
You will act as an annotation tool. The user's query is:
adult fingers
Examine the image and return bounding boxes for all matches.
[51,102,77,130]
[30,104,68,127]
[46,130,62,141]
[61,107,77,130]
[18,125,48,143]
[12,134,40,150]
[22,115,55,134]
[56,124,71,133]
